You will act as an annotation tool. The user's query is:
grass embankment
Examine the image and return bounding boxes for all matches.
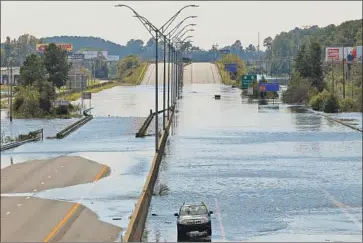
[58,62,148,102]
[216,62,237,85]
[58,82,119,101]
[122,61,148,85]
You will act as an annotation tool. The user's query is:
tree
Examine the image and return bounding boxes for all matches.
[43,43,70,88]
[309,41,324,91]
[19,54,47,86]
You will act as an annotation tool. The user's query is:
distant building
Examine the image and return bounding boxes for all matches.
[67,54,87,92]
[0,67,20,85]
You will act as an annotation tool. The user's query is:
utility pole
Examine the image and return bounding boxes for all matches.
[9,66,13,122]
[342,46,345,99]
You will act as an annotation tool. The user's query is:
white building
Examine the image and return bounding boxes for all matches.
[0,67,21,85]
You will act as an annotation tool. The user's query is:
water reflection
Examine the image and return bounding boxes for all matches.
[145,84,362,242]
[294,112,322,132]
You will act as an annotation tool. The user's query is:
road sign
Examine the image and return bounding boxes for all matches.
[82,92,91,99]
[247,87,254,95]
[219,49,230,54]
[241,74,257,89]
[259,82,280,92]
[224,63,237,73]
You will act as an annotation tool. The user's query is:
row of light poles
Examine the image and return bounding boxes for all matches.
[115,4,198,152]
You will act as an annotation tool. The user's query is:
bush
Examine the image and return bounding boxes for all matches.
[309,89,339,113]
[282,72,311,104]
[339,98,357,112]
[14,85,43,118]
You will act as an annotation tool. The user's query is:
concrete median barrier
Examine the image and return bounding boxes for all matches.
[123,106,175,242]
[56,109,93,139]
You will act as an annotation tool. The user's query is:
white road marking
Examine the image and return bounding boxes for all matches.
[33,189,37,192]
[26,197,30,200]
[17,204,22,207]
[6,212,10,215]
[214,198,227,241]
[41,182,45,185]
[48,176,51,179]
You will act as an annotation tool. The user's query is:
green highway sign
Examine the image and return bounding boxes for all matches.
[241,74,257,89]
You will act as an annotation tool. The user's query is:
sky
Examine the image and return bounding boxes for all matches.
[1,1,362,50]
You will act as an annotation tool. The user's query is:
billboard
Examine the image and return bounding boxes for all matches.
[68,53,85,60]
[325,46,362,63]
[36,43,73,52]
[219,49,230,54]
[325,47,342,63]
[79,50,108,60]
[224,63,237,73]
[107,55,120,62]
[259,82,280,92]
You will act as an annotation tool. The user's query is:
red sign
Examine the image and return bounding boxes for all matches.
[327,48,340,60]
[259,85,266,92]
[36,43,73,52]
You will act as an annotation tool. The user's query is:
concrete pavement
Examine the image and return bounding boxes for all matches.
[141,63,171,85]
[183,63,221,85]
[140,62,221,85]
[1,156,122,242]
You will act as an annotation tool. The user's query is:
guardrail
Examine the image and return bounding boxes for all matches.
[135,108,171,138]
[56,108,93,139]
[0,129,43,151]
[123,105,175,242]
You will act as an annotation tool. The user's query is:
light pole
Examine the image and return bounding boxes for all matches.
[115,4,165,152]
[115,4,198,151]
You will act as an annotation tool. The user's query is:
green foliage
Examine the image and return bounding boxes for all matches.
[309,89,339,113]
[294,41,324,91]
[268,19,362,75]
[117,55,146,84]
[43,43,70,88]
[216,54,247,85]
[338,98,357,112]
[14,85,43,118]
[282,71,312,104]
[19,54,48,86]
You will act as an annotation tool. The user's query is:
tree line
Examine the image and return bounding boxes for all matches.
[0,34,264,67]
[262,19,362,75]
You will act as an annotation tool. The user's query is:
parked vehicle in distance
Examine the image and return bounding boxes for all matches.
[174,202,213,240]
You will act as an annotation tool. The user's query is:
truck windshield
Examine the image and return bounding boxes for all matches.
[180,205,207,215]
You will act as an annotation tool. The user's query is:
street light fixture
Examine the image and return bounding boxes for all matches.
[115,4,198,151]
[166,16,197,37]
[173,29,195,43]
[160,5,199,33]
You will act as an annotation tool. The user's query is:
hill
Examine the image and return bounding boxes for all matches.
[41,36,127,56]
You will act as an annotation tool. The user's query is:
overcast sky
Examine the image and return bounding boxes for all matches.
[1,1,362,50]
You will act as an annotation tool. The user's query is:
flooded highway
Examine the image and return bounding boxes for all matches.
[1,83,169,237]
[145,83,362,242]
[1,63,362,241]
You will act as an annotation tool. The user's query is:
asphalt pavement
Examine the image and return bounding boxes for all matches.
[0,156,122,242]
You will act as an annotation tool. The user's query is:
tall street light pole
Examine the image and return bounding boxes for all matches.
[115,4,198,151]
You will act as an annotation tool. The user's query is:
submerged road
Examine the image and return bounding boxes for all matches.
[1,85,160,241]
[144,64,362,242]
[0,156,121,242]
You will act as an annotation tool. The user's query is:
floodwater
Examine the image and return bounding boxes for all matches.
[1,84,172,237]
[145,84,362,242]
